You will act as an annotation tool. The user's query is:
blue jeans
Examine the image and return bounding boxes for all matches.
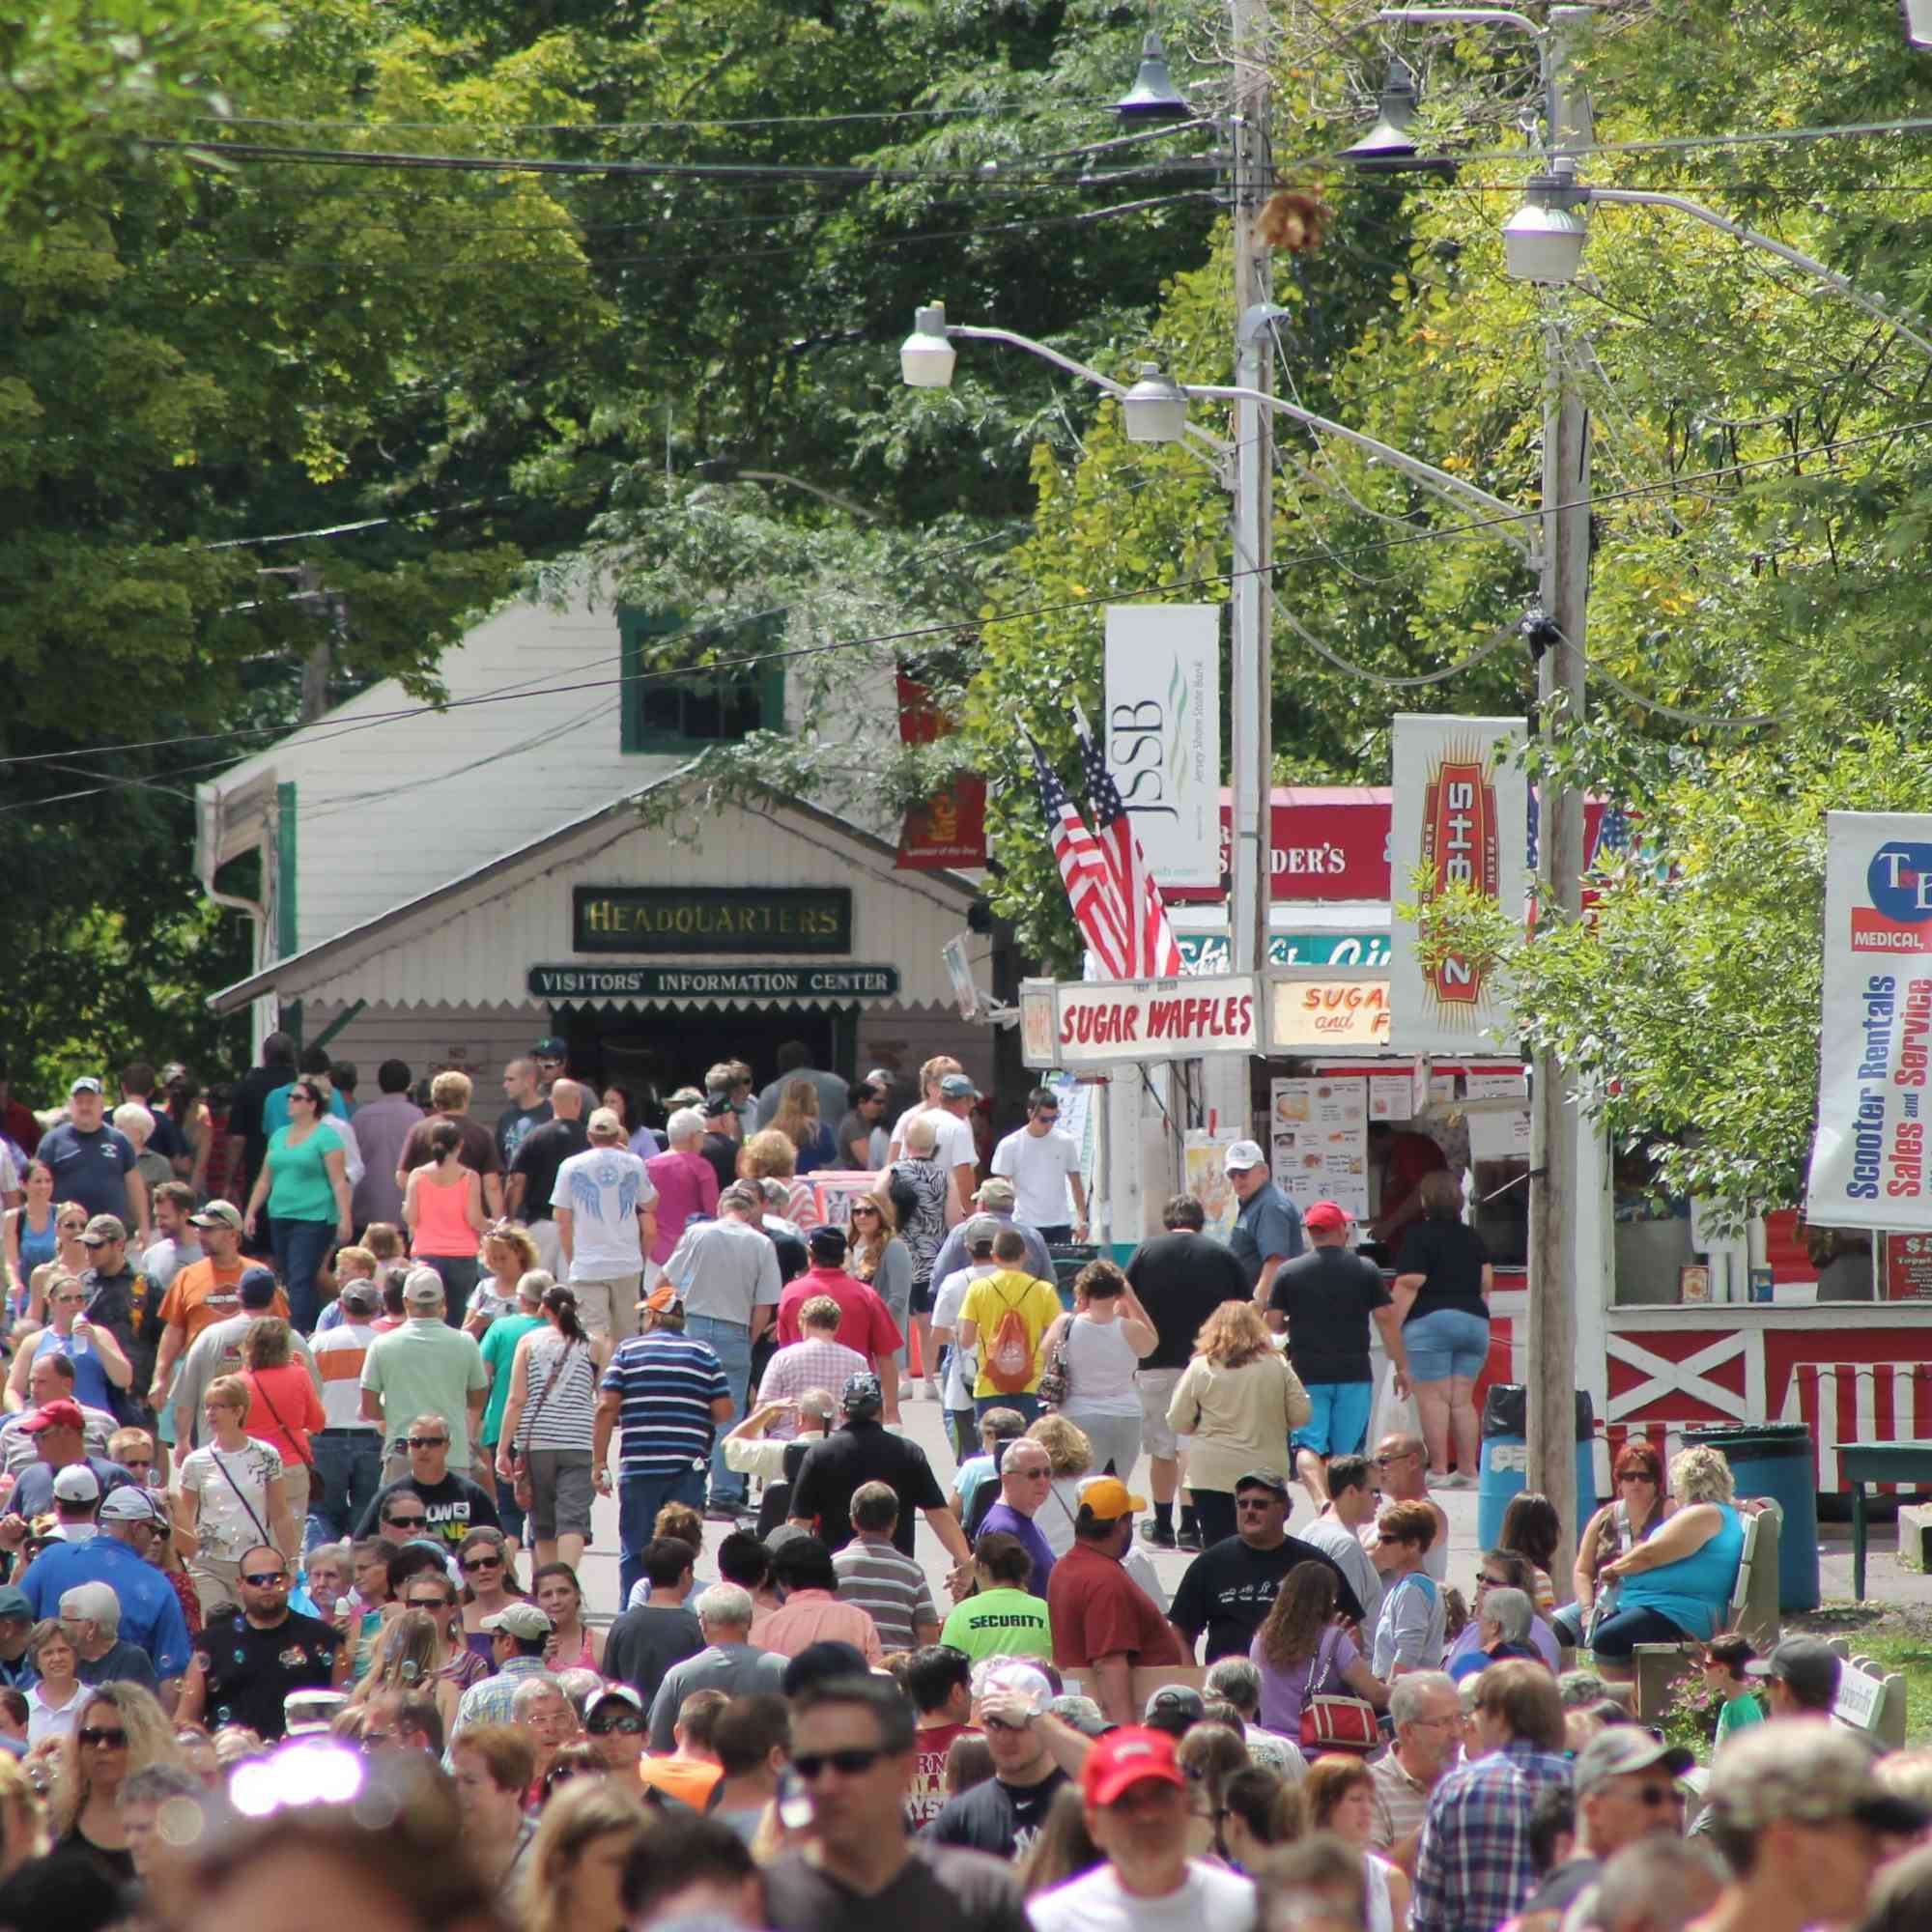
[272,1218,335,1332]
[619,1465,706,1605]
[422,1255,480,1328]
[685,1314,753,1505]
[308,1431,384,1546]
[1588,1604,1695,1661]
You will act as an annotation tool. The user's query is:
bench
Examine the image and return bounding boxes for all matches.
[1839,1439,1932,1601]
[1829,1641,1908,1751]
[1631,1501,1781,1722]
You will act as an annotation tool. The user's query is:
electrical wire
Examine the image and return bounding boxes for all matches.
[1550,623,1786,729]
[8,407,1925,795]
[1278,608,1520,687]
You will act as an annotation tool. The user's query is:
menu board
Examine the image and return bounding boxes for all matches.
[1366,1073,1411,1123]
[1270,1077,1369,1218]
[1885,1233,1932,1302]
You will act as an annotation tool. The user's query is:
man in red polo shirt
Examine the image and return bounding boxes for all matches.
[774,1227,901,1416]
[1046,1477,1184,1727]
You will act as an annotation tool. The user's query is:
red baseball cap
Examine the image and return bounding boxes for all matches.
[1080,1726,1187,1807]
[1303,1201,1351,1233]
[22,1400,85,1435]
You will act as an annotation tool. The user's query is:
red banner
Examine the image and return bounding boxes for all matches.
[896,675,986,868]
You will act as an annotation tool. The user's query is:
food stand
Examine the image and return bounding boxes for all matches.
[1031,785,1932,1499]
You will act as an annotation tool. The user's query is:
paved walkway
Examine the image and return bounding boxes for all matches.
[572,1400,1932,1629]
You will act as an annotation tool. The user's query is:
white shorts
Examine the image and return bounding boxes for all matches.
[1137,1368,1185,1462]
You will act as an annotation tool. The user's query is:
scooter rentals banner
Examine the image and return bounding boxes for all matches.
[1806,811,1932,1230]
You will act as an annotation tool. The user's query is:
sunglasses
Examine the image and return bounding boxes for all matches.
[404,1597,451,1612]
[242,1571,290,1587]
[588,1713,645,1736]
[851,1206,880,1215]
[404,1437,448,1450]
[1235,1495,1281,1510]
[78,1727,128,1748]
[462,1553,503,1572]
[792,1747,887,1780]
[384,1514,428,1529]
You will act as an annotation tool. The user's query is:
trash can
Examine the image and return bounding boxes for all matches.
[1681,1423,1820,1612]
[1477,1385,1598,1551]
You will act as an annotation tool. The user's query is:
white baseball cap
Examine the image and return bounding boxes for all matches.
[1223,1139,1266,1173]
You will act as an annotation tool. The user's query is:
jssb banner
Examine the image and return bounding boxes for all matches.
[1103,605,1220,890]
[1805,811,1932,1231]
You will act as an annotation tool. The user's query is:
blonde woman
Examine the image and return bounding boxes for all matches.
[846,1188,914,1372]
[1166,1301,1310,1548]
[348,1608,463,1736]
[0,1754,48,1885]
[739,1128,822,1231]
[520,1776,655,1932]
[238,1316,324,1530]
[47,1682,178,1883]
[173,1373,296,1615]
[23,1620,85,1747]
[466,1222,540,1336]
[1589,1443,1746,1675]
[770,1080,838,1176]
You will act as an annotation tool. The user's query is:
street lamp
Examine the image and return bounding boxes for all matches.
[1340,59,1451,174]
[1499,182,1932,363]
[1120,363,1191,443]
[899,302,957,387]
[1502,173,1589,284]
[1113,31,1193,121]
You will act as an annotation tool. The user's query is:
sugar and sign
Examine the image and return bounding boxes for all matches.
[1043,974,1258,1068]
[1805,812,1932,1231]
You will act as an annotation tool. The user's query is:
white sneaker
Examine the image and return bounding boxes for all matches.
[1431,1470,1473,1491]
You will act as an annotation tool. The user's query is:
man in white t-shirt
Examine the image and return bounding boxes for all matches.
[990,1087,1087,1242]
[1028,1725,1257,1932]
[552,1107,658,1341]
[886,1057,978,1213]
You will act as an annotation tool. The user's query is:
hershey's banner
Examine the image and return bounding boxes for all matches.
[1389,715,1528,1053]
[1805,811,1932,1231]
[1103,605,1221,890]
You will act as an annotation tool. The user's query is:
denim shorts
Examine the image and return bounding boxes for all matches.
[1404,1306,1491,1381]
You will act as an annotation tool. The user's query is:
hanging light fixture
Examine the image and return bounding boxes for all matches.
[1340,59,1442,174]
[1113,31,1192,121]
[899,302,957,388]
[1120,363,1190,443]
[1503,174,1589,284]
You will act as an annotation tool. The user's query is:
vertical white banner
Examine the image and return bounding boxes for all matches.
[1804,811,1932,1231]
[1389,715,1528,1053]
[1104,605,1221,890]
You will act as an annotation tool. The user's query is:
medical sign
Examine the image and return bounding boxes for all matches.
[1806,812,1932,1230]
[1389,716,1528,1053]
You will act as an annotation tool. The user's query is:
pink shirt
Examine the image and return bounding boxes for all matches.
[644,1149,720,1264]
[755,1337,870,1435]
[750,1589,883,1663]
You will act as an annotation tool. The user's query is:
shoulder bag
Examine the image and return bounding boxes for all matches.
[509,1337,574,1511]
[1298,1623,1382,1755]
[1035,1317,1072,1411]
[207,1444,278,1559]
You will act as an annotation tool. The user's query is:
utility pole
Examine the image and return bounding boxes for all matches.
[1525,6,1594,1582]
[297,562,332,724]
[1228,0,1274,984]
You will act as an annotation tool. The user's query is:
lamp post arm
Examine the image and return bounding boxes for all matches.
[1378,8,1543,38]
[946,326,1130,397]
[1587,188,1932,366]
[1182,383,1536,554]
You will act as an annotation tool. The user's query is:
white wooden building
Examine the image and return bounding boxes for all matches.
[198,587,994,1106]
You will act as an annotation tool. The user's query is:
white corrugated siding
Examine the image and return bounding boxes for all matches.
[279,793,975,1011]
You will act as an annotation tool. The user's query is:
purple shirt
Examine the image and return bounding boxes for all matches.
[979,1502,1057,1597]
[645,1149,722,1264]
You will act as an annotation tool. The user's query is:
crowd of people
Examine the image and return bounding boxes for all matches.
[0,1040,1924,1932]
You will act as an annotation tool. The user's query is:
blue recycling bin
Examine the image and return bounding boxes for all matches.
[1477,1385,1598,1551]
[1682,1423,1820,1612]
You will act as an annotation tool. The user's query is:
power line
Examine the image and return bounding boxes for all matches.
[8,408,1925,798]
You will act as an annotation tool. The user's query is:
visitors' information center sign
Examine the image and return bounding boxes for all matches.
[574,886,852,955]
[1022,974,1260,1069]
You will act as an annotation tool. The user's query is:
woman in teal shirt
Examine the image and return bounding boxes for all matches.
[242,1078,352,1331]
[1589,1444,1746,1675]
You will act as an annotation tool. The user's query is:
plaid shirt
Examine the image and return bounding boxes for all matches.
[754,1337,868,1436]
[452,1655,553,1736]
[1411,1739,1574,1932]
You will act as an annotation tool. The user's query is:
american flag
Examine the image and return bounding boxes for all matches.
[1070,717,1185,980]
[1030,736,1130,977]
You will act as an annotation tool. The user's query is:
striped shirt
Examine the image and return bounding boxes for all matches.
[832,1534,935,1651]
[600,1332,730,1477]
[311,1321,382,1433]
[755,1337,868,1436]
[515,1333,597,1452]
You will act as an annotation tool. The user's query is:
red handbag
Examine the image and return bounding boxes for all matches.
[1298,1626,1381,1754]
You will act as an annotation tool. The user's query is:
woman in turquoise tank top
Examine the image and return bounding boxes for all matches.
[1588,1444,1747,1674]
